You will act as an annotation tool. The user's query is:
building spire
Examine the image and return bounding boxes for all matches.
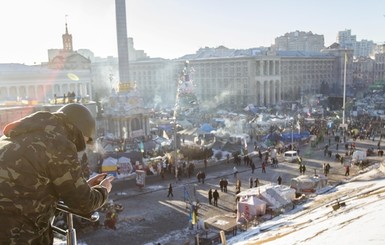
[62,14,73,52]
[65,15,69,34]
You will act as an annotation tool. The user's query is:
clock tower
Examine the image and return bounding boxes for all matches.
[62,22,73,52]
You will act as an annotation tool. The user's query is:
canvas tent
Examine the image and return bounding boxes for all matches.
[236,196,267,222]
[290,175,328,195]
[118,156,133,175]
[102,156,118,176]
[237,184,296,212]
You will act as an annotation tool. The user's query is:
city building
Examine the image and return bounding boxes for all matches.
[321,43,354,94]
[337,29,376,58]
[279,51,335,100]
[353,56,375,86]
[274,30,325,52]
[184,47,281,108]
[0,21,92,105]
[94,45,350,109]
[374,52,385,83]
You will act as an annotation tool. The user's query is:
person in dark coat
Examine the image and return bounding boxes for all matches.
[213,189,220,207]
[223,179,228,193]
[345,165,350,176]
[167,183,173,198]
[208,189,213,205]
[249,177,254,188]
[251,161,256,174]
[219,178,224,192]
[262,161,266,173]
[277,175,282,185]
[254,178,260,187]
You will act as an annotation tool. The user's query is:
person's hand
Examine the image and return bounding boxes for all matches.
[87,173,107,187]
[99,175,114,193]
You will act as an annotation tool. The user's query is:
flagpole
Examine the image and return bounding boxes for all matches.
[342,51,347,136]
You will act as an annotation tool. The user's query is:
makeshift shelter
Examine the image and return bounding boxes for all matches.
[102,157,118,176]
[118,156,133,175]
[290,175,328,195]
[237,184,295,212]
[198,123,215,134]
[236,196,267,222]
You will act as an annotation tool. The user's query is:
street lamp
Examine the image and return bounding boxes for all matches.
[291,122,294,148]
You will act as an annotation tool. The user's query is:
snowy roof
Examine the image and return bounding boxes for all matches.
[227,162,385,245]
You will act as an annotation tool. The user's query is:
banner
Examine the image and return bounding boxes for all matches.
[136,170,146,187]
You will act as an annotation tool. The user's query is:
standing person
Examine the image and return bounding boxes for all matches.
[223,179,228,193]
[236,179,242,192]
[196,171,203,183]
[345,165,350,176]
[325,163,331,176]
[323,163,328,175]
[277,175,282,185]
[104,206,118,230]
[167,183,174,199]
[208,189,213,205]
[251,160,256,174]
[213,189,220,207]
[235,189,241,204]
[254,178,260,187]
[201,171,206,184]
[249,177,254,188]
[262,161,266,173]
[0,103,114,244]
[233,166,238,178]
[300,164,306,175]
[219,178,224,192]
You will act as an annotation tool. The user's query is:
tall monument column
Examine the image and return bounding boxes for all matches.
[115,0,130,83]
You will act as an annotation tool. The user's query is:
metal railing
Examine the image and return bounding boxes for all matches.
[51,202,100,245]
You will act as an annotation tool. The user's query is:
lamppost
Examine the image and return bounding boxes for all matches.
[291,121,294,148]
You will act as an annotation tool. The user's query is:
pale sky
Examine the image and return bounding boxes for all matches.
[1,0,384,65]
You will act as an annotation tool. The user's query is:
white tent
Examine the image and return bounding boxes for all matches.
[237,196,267,222]
[290,175,328,195]
[101,156,118,175]
[118,156,133,174]
[237,184,296,211]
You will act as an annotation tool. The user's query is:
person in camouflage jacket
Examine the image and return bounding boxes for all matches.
[0,105,113,244]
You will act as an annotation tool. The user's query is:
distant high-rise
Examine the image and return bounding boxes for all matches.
[337,29,375,58]
[274,30,324,52]
[115,0,130,83]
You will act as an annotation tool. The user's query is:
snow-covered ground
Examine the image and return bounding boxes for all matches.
[227,162,385,245]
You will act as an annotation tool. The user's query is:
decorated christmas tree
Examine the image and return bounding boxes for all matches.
[174,61,199,121]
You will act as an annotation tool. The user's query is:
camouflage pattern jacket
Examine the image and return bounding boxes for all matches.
[0,111,108,244]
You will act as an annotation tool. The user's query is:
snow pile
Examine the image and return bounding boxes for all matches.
[227,162,385,245]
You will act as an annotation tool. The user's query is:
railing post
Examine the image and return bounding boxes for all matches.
[66,213,77,245]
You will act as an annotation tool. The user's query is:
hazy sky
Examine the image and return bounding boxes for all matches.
[1,0,384,65]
